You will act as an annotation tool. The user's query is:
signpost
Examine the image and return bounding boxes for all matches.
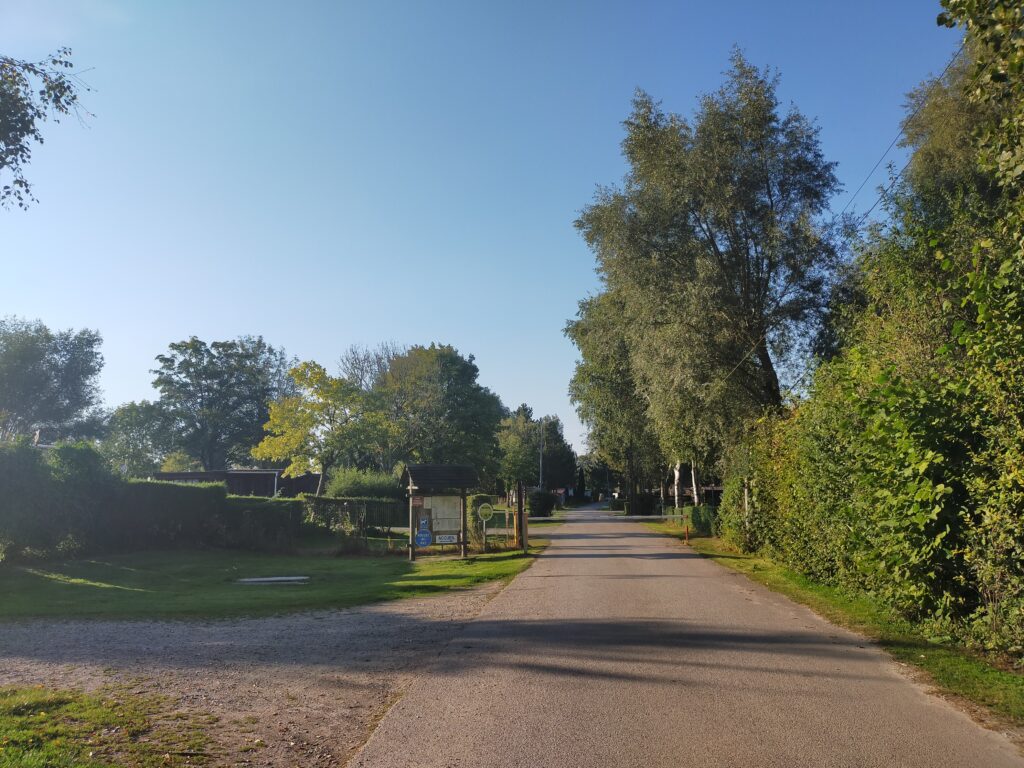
[477,503,494,552]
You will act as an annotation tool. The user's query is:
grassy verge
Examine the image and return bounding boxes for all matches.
[647,522,1024,723]
[0,684,212,767]
[0,541,548,621]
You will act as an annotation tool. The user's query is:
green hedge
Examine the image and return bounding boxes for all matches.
[527,490,556,518]
[325,468,402,499]
[0,441,303,562]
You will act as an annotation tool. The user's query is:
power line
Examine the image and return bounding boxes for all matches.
[837,37,967,219]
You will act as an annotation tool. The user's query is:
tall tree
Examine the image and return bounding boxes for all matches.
[373,344,505,478]
[0,317,103,442]
[152,336,294,470]
[576,52,842,460]
[498,405,577,491]
[1,48,86,209]
[565,293,663,505]
[252,362,387,494]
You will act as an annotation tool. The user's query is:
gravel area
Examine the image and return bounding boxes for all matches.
[0,582,503,767]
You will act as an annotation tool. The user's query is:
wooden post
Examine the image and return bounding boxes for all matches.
[408,481,416,562]
[517,481,527,554]
[460,488,468,559]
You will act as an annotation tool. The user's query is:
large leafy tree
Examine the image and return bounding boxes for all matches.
[252,361,388,494]
[498,405,577,491]
[1,48,86,209]
[373,344,505,478]
[0,317,103,441]
[152,336,294,470]
[576,52,841,467]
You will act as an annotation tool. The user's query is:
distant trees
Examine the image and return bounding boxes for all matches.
[98,401,169,478]
[0,317,104,442]
[497,405,577,491]
[254,344,512,493]
[0,48,87,209]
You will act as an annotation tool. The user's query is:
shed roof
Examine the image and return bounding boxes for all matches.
[401,464,478,492]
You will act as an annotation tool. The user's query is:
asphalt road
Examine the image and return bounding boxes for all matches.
[349,508,1023,767]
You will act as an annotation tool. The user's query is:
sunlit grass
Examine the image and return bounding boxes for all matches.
[0,542,547,620]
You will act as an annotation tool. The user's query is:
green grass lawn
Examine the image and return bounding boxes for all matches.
[0,543,547,621]
[0,684,212,768]
[647,522,1024,724]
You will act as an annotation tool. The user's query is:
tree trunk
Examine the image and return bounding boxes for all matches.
[756,339,783,407]
[673,462,683,510]
[315,470,325,496]
[691,460,700,507]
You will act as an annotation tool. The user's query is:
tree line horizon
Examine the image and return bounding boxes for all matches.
[0,325,579,497]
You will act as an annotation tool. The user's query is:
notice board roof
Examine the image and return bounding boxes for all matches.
[402,464,478,493]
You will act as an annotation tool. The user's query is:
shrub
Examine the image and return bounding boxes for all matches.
[0,441,304,560]
[0,440,56,561]
[326,467,402,499]
[466,493,494,548]
[221,496,303,549]
[527,490,556,518]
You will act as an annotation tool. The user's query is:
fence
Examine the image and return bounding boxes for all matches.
[302,495,406,538]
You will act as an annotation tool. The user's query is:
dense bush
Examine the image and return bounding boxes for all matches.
[0,441,303,562]
[326,467,402,499]
[466,493,494,548]
[527,490,556,517]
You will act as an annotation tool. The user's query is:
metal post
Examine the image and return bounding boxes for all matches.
[460,489,468,559]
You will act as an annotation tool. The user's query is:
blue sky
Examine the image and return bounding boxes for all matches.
[2,0,960,450]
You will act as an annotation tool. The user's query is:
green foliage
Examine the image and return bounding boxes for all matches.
[0,442,303,562]
[301,494,406,536]
[326,466,401,499]
[374,344,505,480]
[466,493,495,547]
[497,406,577,491]
[0,48,85,209]
[527,490,556,518]
[98,400,168,478]
[0,317,103,442]
[153,335,293,470]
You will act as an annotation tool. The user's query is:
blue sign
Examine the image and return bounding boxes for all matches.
[414,518,432,548]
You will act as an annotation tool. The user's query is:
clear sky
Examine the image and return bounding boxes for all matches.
[2,0,960,450]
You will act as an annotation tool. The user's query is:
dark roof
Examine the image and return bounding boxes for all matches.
[401,464,478,492]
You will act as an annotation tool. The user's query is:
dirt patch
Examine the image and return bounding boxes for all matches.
[0,583,502,766]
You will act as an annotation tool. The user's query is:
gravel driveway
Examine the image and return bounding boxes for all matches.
[0,582,503,767]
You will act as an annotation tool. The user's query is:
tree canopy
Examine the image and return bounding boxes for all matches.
[0,48,86,209]
[0,317,103,442]
[152,336,294,470]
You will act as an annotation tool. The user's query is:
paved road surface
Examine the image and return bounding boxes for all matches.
[350,508,1023,767]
